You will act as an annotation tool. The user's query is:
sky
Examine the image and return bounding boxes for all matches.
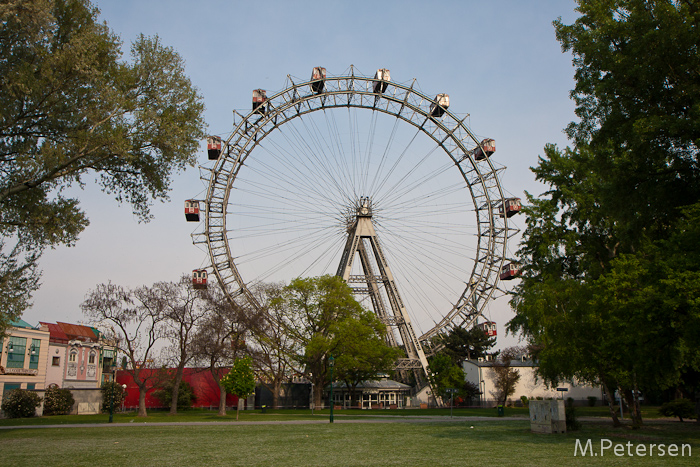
[24,0,581,351]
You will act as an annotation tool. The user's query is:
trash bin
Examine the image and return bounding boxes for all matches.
[497,405,504,417]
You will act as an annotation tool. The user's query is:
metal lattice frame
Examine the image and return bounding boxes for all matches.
[193,67,516,344]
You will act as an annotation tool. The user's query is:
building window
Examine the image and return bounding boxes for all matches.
[69,351,77,363]
[29,339,41,369]
[52,356,60,366]
[88,352,96,364]
[6,337,27,368]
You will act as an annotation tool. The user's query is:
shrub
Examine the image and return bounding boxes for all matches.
[153,380,196,410]
[520,395,529,407]
[43,386,75,415]
[659,399,697,422]
[101,381,126,413]
[2,389,42,418]
[587,396,597,407]
[565,405,581,431]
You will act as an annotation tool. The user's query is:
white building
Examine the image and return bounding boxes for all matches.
[463,358,602,406]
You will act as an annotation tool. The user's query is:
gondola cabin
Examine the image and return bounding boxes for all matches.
[207,136,222,160]
[500,263,520,281]
[252,89,267,114]
[373,68,390,94]
[310,67,326,93]
[474,138,496,161]
[184,200,200,222]
[430,94,450,117]
[478,321,497,337]
[192,269,207,289]
[500,198,522,218]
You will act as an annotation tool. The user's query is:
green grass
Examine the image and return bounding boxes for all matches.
[0,419,698,466]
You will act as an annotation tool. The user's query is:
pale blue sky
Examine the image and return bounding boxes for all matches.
[26,0,580,349]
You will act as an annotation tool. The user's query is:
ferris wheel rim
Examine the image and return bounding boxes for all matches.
[200,68,512,342]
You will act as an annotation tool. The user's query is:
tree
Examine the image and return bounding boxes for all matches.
[191,288,260,416]
[82,281,167,417]
[249,283,300,409]
[1,388,41,418]
[332,309,403,408]
[0,0,206,335]
[158,276,208,415]
[100,381,126,414]
[277,275,366,407]
[42,385,75,415]
[433,326,496,366]
[488,347,523,407]
[508,1,700,429]
[152,379,195,410]
[220,356,256,420]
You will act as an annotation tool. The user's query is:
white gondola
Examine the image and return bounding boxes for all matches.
[184,200,200,222]
[207,136,222,160]
[474,138,496,161]
[429,94,449,117]
[310,67,326,94]
[373,69,390,94]
[192,269,207,289]
[252,89,267,114]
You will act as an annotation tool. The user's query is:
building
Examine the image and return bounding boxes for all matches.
[0,319,51,402]
[463,358,602,406]
[330,377,413,409]
[41,321,118,389]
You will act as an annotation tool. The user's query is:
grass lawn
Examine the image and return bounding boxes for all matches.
[0,411,698,466]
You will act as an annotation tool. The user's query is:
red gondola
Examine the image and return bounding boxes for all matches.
[207,136,222,160]
[500,263,520,281]
[478,321,497,337]
[192,269,207,289]
[373,68,390,94]
[430,94,450,117]
[184,200,200,222]
[500,197,521,218]
[474,138,496,161]
[311,67,326,94]
[252,89,267,114]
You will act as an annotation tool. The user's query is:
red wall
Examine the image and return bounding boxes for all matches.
[116,368,239,409]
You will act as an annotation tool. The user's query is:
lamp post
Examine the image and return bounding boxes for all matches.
[329,355,335,424]
[309,373,314,415]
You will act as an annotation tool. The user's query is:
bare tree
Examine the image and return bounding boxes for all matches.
[191,288,261,416]
[489,346,526,407]
[249,283,301,409]
[158,276,209,414]
[82,282,167,417]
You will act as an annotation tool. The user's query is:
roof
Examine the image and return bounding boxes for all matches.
[39,321,99,343]
[332,379,412,390]
[10,318,36,329]
[40,322,70,343]
[465,359,537,368]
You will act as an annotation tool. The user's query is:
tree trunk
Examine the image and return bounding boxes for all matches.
[169,363,186,415]
[600,378,621,427]
[138,385,148,417]
[623,388,643,429]
[218,380,227,416]
[272,380,281,409]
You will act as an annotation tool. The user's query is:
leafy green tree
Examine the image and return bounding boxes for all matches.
[332,310,403,407]
[509,1,700,429]
[280,275,365,407]
[488,347,522,408]
[220,357,256,420]
[659,399,697,423]
[433,326,496,366]
[0,0,206,335]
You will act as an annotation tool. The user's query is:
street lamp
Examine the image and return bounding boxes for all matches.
[309,372,314,415]
[329,355,335,424]
[108,382,127,423]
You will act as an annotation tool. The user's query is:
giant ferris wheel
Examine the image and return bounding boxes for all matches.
[186,66,520,382]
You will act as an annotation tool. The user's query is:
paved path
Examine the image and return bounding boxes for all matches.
[0,415,528,430]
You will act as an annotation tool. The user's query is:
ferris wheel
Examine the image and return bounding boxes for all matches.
[187,66,520,376]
